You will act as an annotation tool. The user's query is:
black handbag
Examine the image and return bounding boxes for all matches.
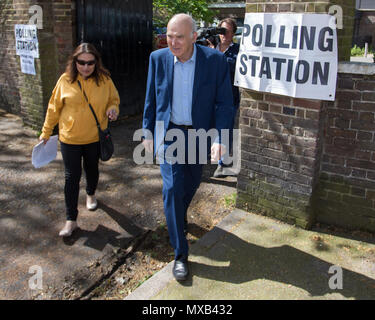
[77,80,114,161]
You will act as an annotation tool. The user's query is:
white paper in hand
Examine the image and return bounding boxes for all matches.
[32,135,58,168]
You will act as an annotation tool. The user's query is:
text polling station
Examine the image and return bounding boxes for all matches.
[234,13,338,101]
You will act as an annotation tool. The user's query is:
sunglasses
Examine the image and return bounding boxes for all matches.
[76,59,96,66]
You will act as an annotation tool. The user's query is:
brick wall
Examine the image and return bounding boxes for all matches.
[0,0,74,129]
[0,0,22,114]
[52,0,75,75]
[211,6,246,21]
[237,62,375,233]
[236,90,324,229]
[317,64,375,231]
[237,0,359,230]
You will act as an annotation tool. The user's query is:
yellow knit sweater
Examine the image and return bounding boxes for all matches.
[41,73,120,145]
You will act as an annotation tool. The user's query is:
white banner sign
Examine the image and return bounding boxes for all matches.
[20,55,36,75]
[234,13,338,101]
[15,24,39,58]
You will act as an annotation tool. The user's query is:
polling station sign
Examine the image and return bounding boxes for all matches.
[234,13,338,101]
[15,24,39,58]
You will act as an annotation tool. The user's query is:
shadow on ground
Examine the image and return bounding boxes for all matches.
[186,227,375,299]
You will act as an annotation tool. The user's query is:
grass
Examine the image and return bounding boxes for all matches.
[135,273,154,288]
[223,192,237,208]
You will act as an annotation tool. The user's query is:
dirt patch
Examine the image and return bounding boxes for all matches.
[84,190,236,300]
[40,183,236,300]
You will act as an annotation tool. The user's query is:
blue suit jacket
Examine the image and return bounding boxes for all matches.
[142,44,234,153]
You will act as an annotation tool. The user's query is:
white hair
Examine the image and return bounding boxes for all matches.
[170,13,197,37]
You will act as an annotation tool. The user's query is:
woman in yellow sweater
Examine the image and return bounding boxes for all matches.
[40,43,120,237]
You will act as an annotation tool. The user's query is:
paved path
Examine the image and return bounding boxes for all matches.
[128,209,375,300]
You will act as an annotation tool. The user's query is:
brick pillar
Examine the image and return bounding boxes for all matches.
[0,0,74,129]
[317,64,375,232]
[0,0,22,114]
[236,0,355,229]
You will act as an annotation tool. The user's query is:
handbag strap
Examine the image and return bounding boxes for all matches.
[77,80,101,128]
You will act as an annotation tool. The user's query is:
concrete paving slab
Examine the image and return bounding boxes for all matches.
[127,209,375,300]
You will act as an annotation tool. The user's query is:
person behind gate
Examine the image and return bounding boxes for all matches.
[208,18,240,178]
[142,13,234,281]
[40,43,120,237]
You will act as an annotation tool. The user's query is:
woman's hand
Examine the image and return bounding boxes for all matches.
[39,136,49,145]
[107,109,118,121]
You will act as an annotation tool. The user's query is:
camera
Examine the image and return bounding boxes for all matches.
[196,27,226,47]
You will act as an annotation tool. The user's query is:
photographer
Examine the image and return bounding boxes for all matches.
[208,18,240,178]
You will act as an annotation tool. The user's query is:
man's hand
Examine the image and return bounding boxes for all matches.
[211,143,226,162]
[142,139,153,154]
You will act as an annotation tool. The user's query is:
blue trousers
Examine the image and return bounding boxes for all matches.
[158,125,203,259]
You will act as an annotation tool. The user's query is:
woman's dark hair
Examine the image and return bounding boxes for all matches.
[65,42,110,85]
[218,18,237,34]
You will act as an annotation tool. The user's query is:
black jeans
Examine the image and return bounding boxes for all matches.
[60,141,100,221]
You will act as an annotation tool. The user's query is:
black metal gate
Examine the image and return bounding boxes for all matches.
[76,0,153,116]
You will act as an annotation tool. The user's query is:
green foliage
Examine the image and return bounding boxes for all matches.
[153,0,217,27]
[223,193,237,208]
[136,274,153,288]
[351,45,375,57]
[351,45,363,56]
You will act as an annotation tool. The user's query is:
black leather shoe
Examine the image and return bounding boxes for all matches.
[173,256,189,281]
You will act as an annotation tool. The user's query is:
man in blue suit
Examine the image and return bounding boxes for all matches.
[142,13,234,281]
